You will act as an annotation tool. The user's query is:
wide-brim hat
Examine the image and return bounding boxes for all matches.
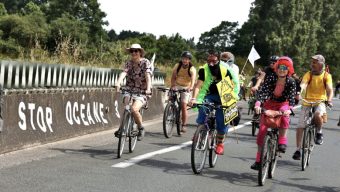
[126,43,145,55]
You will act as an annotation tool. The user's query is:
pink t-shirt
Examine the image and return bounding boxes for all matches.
[273,82,285,97]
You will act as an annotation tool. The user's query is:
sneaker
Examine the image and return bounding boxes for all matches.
[215,143,224,155]
[278,144,287,153]
[137,127,145,141]
[250,162,261,170]
[337,121,340,126]
[292,150,301,160]
[315,133,323,145]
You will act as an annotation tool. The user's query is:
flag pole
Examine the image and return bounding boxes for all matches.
[240,58,249,75]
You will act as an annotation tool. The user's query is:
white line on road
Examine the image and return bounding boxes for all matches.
[112,121,252,168]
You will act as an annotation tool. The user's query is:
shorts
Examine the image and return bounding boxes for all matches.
[298,102,326,128]
[176,85,191,103]
[123,94,147,105]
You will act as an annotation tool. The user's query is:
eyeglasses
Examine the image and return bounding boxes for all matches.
[278,64,288,71]
[129,49,139,53]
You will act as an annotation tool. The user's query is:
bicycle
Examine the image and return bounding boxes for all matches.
[300,99,327,171]
[190,102,229,174]
[115,88,148,158]
[157,87,188,138]
[257,109,294,186]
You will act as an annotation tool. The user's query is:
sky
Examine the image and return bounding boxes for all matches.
[98,0,254,42]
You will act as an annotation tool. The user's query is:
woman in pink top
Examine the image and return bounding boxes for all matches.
[250,56,296,170]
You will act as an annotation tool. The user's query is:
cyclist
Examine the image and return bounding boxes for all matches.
[251,55,280,94]
[292,54,333,160]
[251,56,296,170]
[170,51,197,132]
[114,43,152,141]
[189,50,239,155]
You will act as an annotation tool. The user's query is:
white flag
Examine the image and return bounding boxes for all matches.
[150,53,156,72]
[247,45,261,68]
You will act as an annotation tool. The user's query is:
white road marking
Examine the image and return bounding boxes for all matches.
[112,120,251,168]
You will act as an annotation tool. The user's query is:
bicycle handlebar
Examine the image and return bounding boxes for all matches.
[192,102,230,110]
[119,87,152,96]
[157,87,189,93]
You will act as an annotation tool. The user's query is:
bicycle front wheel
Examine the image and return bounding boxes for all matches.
[163,103,175,138]
[268,134,278,179]
[129,119,138,153]
[208,129,218,168]
[176,106,182,136]
[252,122,256,136]
[258,135,270,186]
[117,112,129,158]
[302,129,312,171]
[191,125,208,174]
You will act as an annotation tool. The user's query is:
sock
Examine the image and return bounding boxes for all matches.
[296,148,301,152]
[256,152,261,162]
[278,136,287,145]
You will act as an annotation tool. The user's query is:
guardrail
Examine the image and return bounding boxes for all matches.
[0,60,165,90]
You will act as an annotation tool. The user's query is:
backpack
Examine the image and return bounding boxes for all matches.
[176,61,193,77]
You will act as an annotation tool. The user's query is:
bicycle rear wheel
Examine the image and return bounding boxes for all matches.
[191,125,208,174]
[162,103,175,138]
[258,135,270,186]
[302,129,312,171]
[268,134,278,178]
[208,129,218,168]
[117,112,129,158]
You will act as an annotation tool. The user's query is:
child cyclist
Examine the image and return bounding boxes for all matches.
[251,56,296,170]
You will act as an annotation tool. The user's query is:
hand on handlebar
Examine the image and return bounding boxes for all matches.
[325,101,333,108]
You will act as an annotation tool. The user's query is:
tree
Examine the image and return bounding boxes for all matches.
[45,0,108,44]
[196,21,238,61]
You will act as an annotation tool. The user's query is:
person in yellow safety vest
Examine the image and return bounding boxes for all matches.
[189,50,238,155]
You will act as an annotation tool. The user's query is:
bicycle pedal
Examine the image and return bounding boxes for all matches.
[131,130,138,136]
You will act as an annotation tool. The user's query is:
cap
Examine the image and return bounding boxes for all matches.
[312,54,325,64]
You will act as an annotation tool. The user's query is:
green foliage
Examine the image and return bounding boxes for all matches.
[196,21,238,60]
[0,3,7,16]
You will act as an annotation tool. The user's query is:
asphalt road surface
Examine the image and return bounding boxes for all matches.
[1,99,340,192]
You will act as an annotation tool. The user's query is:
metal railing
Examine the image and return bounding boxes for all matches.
[0,60,166,90]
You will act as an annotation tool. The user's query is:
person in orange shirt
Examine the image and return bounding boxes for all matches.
[292,54,333,160]
[170,51,196,132]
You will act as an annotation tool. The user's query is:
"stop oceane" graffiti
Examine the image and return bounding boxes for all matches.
[18,96,109,133]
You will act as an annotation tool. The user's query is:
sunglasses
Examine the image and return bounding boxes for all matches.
[278,64,288,70]
[129,49,140,53]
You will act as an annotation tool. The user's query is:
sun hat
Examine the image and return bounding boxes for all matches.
[126,43,145,56]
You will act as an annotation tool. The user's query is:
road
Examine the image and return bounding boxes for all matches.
[1,99,340,192]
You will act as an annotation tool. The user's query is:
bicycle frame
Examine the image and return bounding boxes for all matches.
[191,102,228,174]
[158,87,188,138]
[301,99,324,171]
[116,88,148,158]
